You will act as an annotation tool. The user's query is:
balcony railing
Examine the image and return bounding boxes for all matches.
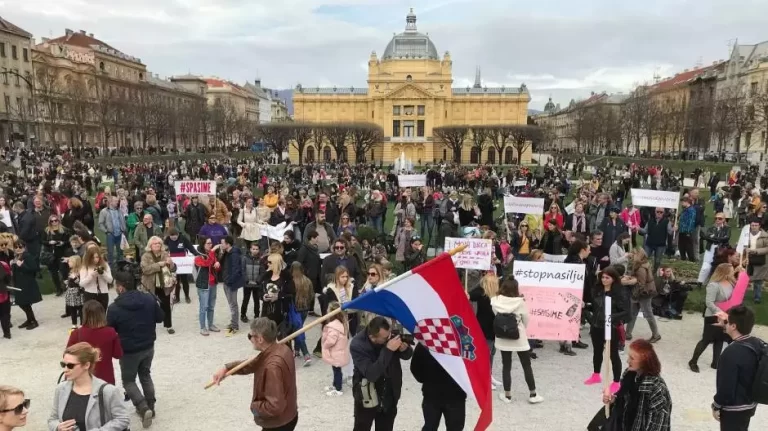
[384,136,430,143]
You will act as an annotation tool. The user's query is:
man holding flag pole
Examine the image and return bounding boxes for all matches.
[205,245,493,431]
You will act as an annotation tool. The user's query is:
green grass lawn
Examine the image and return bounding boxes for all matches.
[555,154,738,175]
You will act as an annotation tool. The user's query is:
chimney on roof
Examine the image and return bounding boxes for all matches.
[65,29,73,36]
[254,78,261,87]
[88,33,94,38]
[79,30,86,35]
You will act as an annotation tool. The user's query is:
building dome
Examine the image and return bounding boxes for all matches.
[382,9,439,61]
[544,97,556,113]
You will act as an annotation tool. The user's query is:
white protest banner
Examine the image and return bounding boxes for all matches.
[735,225,750,255]
[258,222,294,241]
[542,253,566,263]
[513,261,585,341]
[682,178,695,188]
[503,196,544,215]
[444,237,493,270]
[171,255,195,275]
[697,244,718,284]
[398,174,427,187]
[174,180,217,196]
[630,188,679,209]
[513,180,528,187]
[604,296,612,340]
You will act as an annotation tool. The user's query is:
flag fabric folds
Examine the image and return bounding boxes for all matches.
[342,253,492,431]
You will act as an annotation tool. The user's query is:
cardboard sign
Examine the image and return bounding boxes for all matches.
[503,196,545,215]
[513,261,585,341]
[630,188,679,209]
[172,255,195,275]
[174,180,217,196]
[398,174,427,187]
[444,237,493,270]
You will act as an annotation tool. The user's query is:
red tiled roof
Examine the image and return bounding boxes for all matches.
[46,31,140,63]
[205,78,227,87]
[0,15,32,38]
[647,64,722,93]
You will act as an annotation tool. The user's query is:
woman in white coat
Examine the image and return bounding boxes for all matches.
[237,197,261,248]
[490,278,544,405]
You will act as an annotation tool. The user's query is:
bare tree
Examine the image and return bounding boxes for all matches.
[349,123,383,162]
[257,123,292,163]
[568,105,589,153]
[63,75,93,147]
[324,123,352,161]
[310,126,326,163]
[729,86,754,156]
[509,124,541,163]
[91,77,123,153]
[485,125,513,166]
[8,93,35,146]
[433,125,468,163]
[621,90,648,155]
[711,93,735,153]
[470,127,489,163]
[754,90,768,153]
[34,64,64,146]
[287,123,313,165]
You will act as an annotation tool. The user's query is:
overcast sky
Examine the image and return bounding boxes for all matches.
[3,0,768,109]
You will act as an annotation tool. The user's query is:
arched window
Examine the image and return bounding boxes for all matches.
[470,147,480,164]
[323,146,332,162]
[487,147,496,164]
[99,62,105,72]
[406,75,412,82]
[504,147,515,164]
[306,146,315,163]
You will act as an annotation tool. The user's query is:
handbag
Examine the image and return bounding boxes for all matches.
[98,383,130,431]
[587,405,618,431]
[40,249,55,267]
[157,266,177,295]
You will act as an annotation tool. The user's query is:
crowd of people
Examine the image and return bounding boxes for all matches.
[0,149,765,431]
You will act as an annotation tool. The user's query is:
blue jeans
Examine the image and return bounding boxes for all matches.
[294,311,309,355]
[198,285,218,330]
[105,233,123,266]
[332,366,342,391]
[752,280,764,302]
[643,245,665,272]
[369,216,383,234]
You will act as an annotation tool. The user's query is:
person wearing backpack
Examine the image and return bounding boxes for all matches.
[490,278,543,405]
[712,305,764,431]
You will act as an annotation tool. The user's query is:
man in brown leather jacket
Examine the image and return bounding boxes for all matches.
[212,318,298,430]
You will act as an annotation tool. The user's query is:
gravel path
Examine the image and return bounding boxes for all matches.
[2,290,766,431]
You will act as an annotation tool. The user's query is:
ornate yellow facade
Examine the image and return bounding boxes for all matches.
[291,9,531,164]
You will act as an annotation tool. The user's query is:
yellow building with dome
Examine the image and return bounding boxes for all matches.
[290,9,532,165]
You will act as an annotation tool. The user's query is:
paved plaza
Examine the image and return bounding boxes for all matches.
[2,290,766,431]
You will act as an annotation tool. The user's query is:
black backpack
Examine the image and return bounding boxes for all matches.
[746,339,768,405]
[493,312,520,340]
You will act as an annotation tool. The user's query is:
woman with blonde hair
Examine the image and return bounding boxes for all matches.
[470,272,502,388]
[141,236,177,334]
[366,190,386,234]
[48,342,131,430]
[0,385,29,429]
[66,300,123,384]
[689,262,737,372]
[323,266,358,327]
[260,253,294,334]
[622,248,661,343]
[44,214,70,296]
[79,245,113,311]
[63,256,84,330]
[458,193,480,227]
[528,249,545,262]
[237,196,261,249]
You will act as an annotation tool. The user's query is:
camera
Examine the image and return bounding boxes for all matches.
[390,329,414,345]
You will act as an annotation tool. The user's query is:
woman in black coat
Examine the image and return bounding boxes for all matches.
[259,254,295,332]
[11,239,42,330]
[469,273,500,387]
[43,215,71,296]
[477,189,495,230]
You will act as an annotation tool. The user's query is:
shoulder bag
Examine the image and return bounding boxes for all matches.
[98,383,130,431]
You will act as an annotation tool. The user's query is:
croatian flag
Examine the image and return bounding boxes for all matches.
[342,253,492,431]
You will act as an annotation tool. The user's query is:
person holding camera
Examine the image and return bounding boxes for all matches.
[349,316,413,431]
[78,245,113,311]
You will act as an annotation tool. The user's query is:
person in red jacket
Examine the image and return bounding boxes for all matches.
[66,300,123,384]
[543,202,564,230]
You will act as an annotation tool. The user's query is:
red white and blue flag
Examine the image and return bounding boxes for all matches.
[342,253,492,431]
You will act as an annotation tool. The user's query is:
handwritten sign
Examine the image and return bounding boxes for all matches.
[630,188,679,209]
[444,237,493,270]
[513,261,585,341]
[735,225,750,255]
[398,174,427,187]
[174,180,217,196]
[171,255,195,275]
[503,196,544,215]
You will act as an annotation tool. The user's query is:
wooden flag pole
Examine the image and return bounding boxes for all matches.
[603,344,611,417]
[204,243,469,389]
[464,268,469,293]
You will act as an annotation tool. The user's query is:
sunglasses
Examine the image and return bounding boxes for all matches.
[520,224,528,227]
[368,272,379,277]
[49,219,59,223]
[334,246,345,250]
[60,361,78,370]
[0,399,30,415]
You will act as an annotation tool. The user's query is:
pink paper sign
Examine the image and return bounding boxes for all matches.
[520,286,583,341]
[716,271,750,312]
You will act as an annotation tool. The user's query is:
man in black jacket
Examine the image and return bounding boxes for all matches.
[410,343,466,431]
[713,305,762,431]
[640,207,675,272]
[350,317,413,431]
[297,231,322,313]
[107,271,164,428]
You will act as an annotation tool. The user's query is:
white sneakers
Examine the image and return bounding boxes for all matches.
[325,389,343,397]
[498,393,512,403]
[497,392,545,404]
[491,376,503,386]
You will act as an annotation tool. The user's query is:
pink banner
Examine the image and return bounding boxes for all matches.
[520,286,583,341]
[716,271,750,312]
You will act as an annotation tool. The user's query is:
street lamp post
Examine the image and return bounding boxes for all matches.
[0,69,42,149]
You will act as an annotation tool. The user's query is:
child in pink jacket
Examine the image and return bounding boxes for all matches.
[322,302,349,396]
